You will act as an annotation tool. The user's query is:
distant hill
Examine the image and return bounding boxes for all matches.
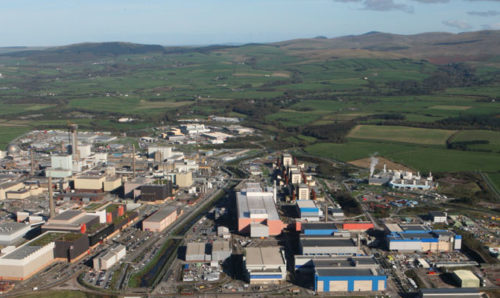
[1,42,166,62]
[2,30,500,64]
[273,30,500,63]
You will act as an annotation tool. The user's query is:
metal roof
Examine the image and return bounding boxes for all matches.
[316,268,375,277]
[4,245,41,260]
[301,237,355,247]
[0,222,30,236]
[52,210,82,221]
[144,206,177,223]
[246,247,284,266]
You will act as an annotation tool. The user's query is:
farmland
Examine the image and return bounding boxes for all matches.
[0,33,498,177]
[347,125,455,145]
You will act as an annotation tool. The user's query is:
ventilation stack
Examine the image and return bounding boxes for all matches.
[48,175,55,218]
[132,144,136,178]
[69,123,79,162]
[30,149,35,176]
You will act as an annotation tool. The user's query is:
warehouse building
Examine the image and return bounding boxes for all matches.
[385,223,461,252]
[282,153,293,167]
[300,236,361,256]
[142,206,181,232]
[93,244,126,271]
[315,267,386,292]
[185,242,210,262]
[74,175,106,191]
[245,246,286,284]
[296,200,321,222]
[236,183,285,237]
[211,240,231,262]
[0,222,31,246]
[42,210,100,233]
[429,211,447,223]
[419,288,481,298]
[452,270,480,288]
[0,231,83,280]
[176,171,193,188]
[140,182,173,202]
[53,232,89,262]
[301,223,339,236]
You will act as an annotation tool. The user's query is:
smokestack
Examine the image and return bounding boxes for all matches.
[30,149,35,176]
[132,144,136,178]
[69,124,79,162]
[48,175,55,218]
[369,156,379,177]
[325,204,328,223]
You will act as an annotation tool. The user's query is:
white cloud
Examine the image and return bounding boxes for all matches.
[442,20,473,30]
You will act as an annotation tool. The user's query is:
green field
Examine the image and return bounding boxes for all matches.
[305,140,500,172]
[451,130,500,152]
[347,125,456,145]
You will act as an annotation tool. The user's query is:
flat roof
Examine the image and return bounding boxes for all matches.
[420,288,480,294]
[0,222,30,235]
[3,245,41,260]
[301,238,355,247]
[453,270,479,281]
[186,242,206,256]
[212,240,230,252]
[316,268,375,277]
[302,223,339,230]
[237,184,279,221]
[52,210,83,221]
[246,247,284,266]
[400,224,428,232]
[145,206,177,223]
[297,200,317,208]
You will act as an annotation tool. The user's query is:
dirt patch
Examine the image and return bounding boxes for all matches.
[349,156,413,172]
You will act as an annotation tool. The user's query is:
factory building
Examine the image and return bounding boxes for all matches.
[236,183,285,237]
[147,146,173,159]
[342,222,374,231]
[0,181,24,200]
[53,232,89,262]
[0,233,56,280]
[211,240,231,262]
[176,171,193,188]
[140,182,173,202]
[452,270,480,288]
[290,170,302,184]
[385,223,461,252]
[142,206,181,232]
[0,222,32,246]
[429,211,447,223]
[42,210,100,233]
[300,236,361,256]
[185,242,210,262]
[301,223,340,236]
[282,153,293,168]
[180,124,210,135]
[74,175,106,191]
[389,171,435,190]
[93,244,126,271]
[103,176,122,192]
[296,200,321,222]
[314,257,387,292]
[46,154,74,178]
[297,184,309,200]
[245,246,286,284]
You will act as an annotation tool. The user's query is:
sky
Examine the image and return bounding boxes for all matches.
[0,0,499,47]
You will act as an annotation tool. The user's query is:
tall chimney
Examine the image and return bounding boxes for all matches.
[48,175,55,218]
[30,149,35,176]
[325,204,328,223]
[132,144,136,178]
[69,124,79,162]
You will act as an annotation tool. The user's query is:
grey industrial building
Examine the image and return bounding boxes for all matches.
[419,288,482,298]
[185,242,210,262]
[140,183,173,202]
[211,240,231,262]
[0,222,32,246]
[300,236,361,255]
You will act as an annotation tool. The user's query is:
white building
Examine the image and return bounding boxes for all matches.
[46,154,73,178]
[245,246,286,284]
[0,222,31,246]
[93,245,126,271]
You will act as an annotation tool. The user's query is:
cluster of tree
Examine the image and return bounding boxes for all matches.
[386,63,480,95]
[334,191,362,215]
[438,114,500,130]
[446,140,491,152]
[231,101,280,120]
[301,121,357,143]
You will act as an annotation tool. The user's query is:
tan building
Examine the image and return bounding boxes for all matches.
[6,187,43,200]
[142,207,181,232]
[103,176,122,192]
[246,246,286,284]
[282,154,293,167]
[0,182,24,200]
[176,171,193,188]
[298,184,309,200]
[74,175,105,191]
